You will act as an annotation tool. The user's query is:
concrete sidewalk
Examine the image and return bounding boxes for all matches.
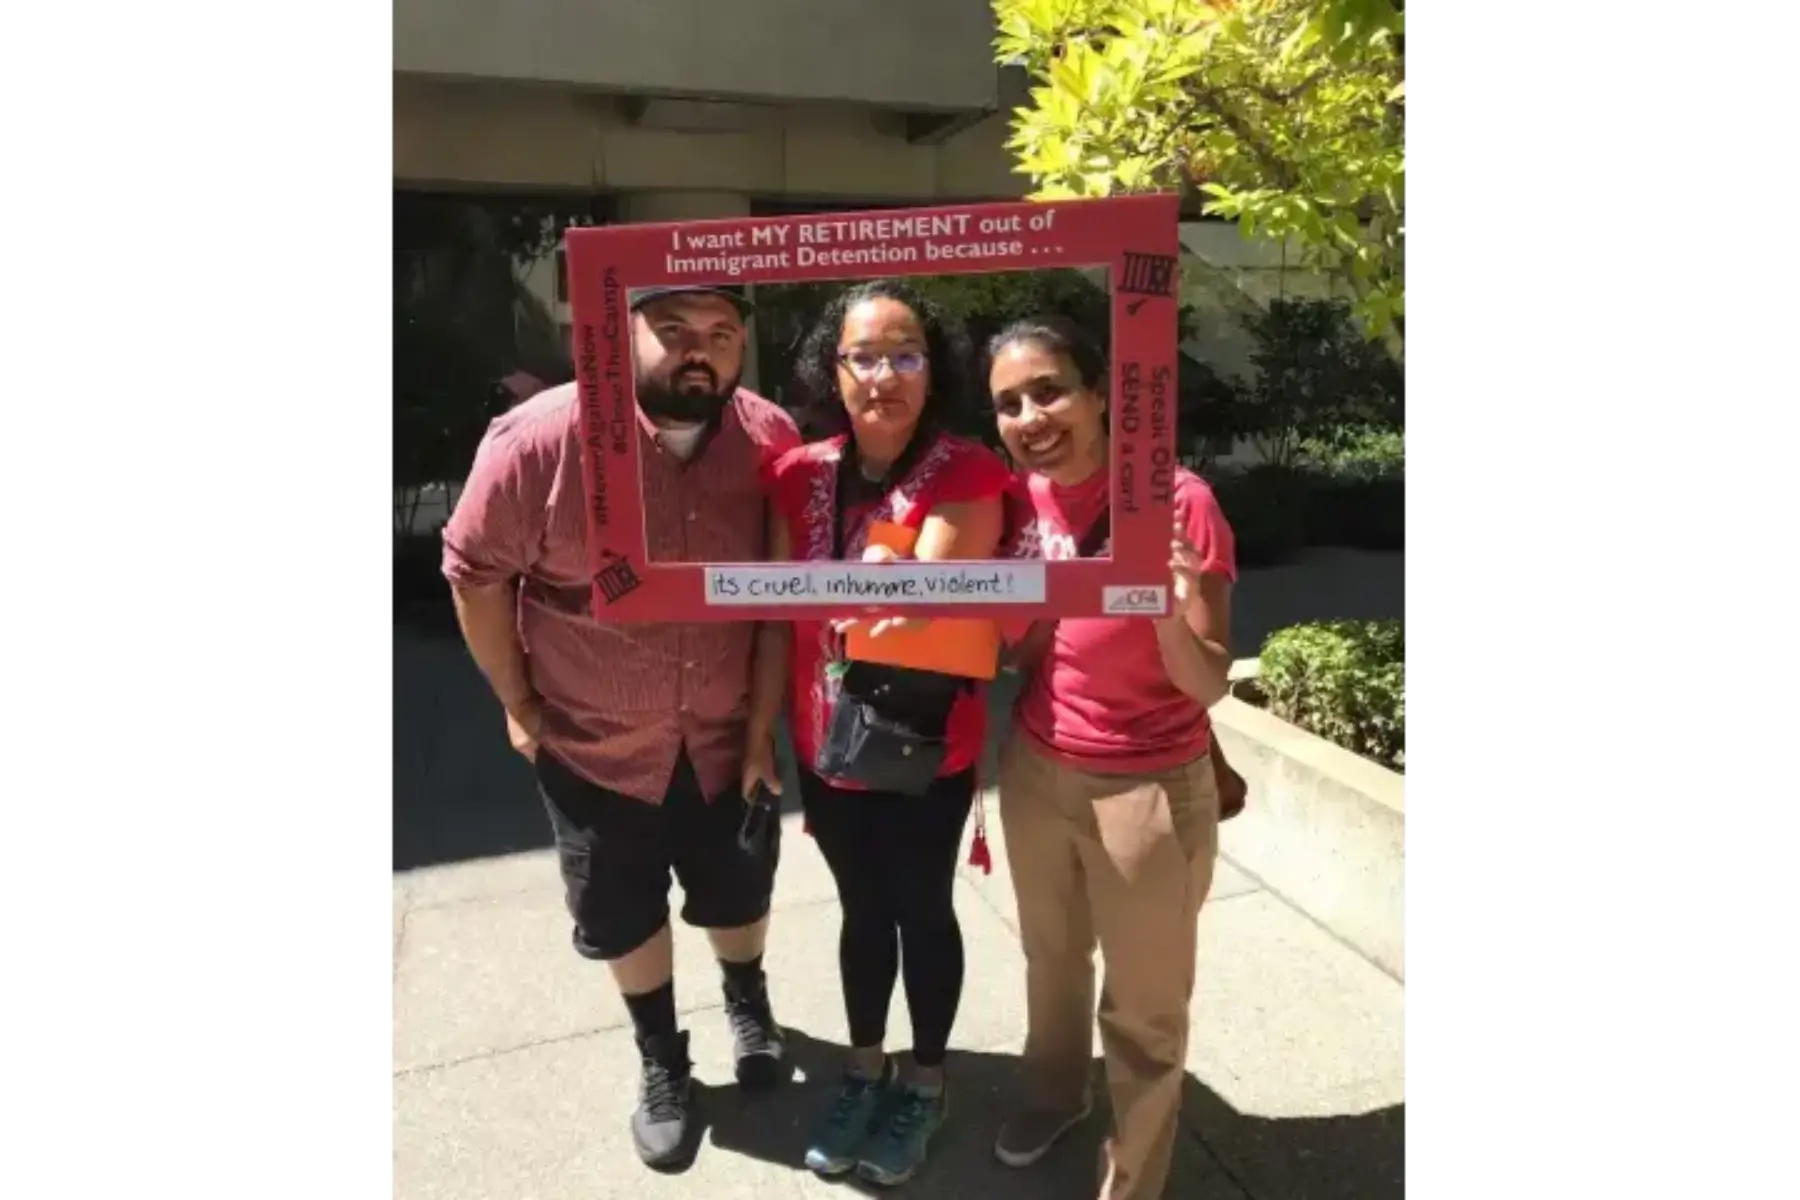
[393,551,1405,1200]
[394,805,1403,1199]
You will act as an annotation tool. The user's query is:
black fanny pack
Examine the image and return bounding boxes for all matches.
[814,434,972,795]
[817,659,970,794]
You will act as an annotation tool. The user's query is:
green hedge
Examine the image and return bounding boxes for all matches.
[1301,426,1404,483]
[1211,466,1311,567]
[1260,619,1404,771]
[1303,475,1404,551]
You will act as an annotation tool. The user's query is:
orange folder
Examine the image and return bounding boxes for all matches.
[843,521,1002,681]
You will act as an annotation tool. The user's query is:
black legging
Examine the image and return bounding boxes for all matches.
[801,767,975,1067]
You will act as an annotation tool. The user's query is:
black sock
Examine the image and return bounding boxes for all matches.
[721,954,765,996]
[624,981,677,1045]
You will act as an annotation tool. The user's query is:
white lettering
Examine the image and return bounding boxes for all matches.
[795,244,921,269]
[1101,586,1169,616]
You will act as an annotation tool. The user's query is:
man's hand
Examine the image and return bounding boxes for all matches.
[505,697,545,762]
[741,735,783,801]
[451,582,545,761]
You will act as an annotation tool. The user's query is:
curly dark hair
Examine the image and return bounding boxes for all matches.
[789,279,981,440]
[985,315,1109,393]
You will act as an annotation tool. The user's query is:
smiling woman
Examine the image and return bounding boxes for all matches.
[987,315,1110,482]
[982,314,1242,1199]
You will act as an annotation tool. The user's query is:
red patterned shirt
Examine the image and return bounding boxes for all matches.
[442,382,802,803]
[766,431,1021,786]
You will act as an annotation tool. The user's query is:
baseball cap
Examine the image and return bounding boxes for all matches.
[628,284,755,317]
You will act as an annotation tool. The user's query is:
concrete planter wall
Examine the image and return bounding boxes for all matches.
[1211,696,1405,980]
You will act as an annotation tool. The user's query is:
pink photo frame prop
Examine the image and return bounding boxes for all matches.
[564,192,1180,623]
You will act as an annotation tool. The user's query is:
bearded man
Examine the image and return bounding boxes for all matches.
[441,284,800,1169]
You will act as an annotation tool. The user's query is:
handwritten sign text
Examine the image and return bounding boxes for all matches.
[704,563,1046,606]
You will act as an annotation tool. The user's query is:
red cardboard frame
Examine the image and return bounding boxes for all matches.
[564,192,1180,623]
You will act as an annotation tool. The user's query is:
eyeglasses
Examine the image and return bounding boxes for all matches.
[837,349,927,380]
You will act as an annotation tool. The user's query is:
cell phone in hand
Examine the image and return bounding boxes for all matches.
[736,782,781,857]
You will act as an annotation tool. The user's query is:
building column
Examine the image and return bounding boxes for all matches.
[617,191,764,392]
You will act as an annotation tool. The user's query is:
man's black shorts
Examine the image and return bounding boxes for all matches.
[535,748,779,961]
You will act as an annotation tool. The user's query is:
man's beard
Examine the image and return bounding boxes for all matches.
[637,365,738,424]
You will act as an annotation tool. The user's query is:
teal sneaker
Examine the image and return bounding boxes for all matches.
[855,1081,948,1187]
[803,1059,894,1177]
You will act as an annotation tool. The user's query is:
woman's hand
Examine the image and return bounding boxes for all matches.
[834,615,918,637]
[1154,513,1233,706]
[832,543,925,638]
[1167,522,1208,625]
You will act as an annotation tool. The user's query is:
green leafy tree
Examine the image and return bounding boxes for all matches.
[393,193,592,533]
[1235,296,1401,465]
[993,0,1404,354]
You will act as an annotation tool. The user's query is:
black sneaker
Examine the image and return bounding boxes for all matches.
[632,1030,696,1168]
[724,975,786,1088]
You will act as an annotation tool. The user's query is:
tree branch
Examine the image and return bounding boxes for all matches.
[1249,67,1329,105]
[1186,84,1301,192]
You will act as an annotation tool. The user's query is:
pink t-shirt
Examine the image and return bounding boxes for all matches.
[1016,466,1237,774]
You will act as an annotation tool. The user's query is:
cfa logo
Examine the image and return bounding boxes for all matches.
[1102,586,1168,616]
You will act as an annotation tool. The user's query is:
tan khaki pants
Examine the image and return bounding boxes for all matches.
[998,730,1220,1200]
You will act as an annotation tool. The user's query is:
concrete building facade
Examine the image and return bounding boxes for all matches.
[392,1,1354,497]
[394,0,1032,213]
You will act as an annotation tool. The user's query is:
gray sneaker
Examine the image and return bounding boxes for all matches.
[993,1099,1093,1168]
[723,975,786,1088]
[632,1031,697,1169]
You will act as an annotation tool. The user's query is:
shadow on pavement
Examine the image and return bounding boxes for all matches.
[395,625,821,869]
[394,626,552,870]
[696,1028,1402,1200]
[394,546,1402,872]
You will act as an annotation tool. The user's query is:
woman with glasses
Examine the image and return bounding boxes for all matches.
[984,317,1236,1200]
[747,279,1018,1187]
